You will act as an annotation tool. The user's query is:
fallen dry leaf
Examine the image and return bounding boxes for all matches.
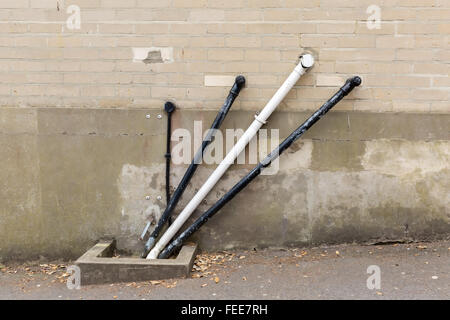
[214,277,220,284]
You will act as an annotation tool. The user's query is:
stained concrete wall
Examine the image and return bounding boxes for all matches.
[1,107,448,260]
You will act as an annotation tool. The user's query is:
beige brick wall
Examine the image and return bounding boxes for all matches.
[0,0,448,112]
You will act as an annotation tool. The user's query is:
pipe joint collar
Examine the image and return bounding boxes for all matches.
[254,113,267,125]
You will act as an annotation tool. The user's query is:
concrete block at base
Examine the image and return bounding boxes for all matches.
[75,240,198,285]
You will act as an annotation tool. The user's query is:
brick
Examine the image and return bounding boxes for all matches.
[300,35,338,48]
[339,35,375,48]
[26,73,63,83]
[98,48,130,60]
[207,0,245,8]
[135,23,169,34]
[223,62,259,73]
[47,37,84,48]
[81,86,116,97]
[11,85,45,96]
[260,62,295,73]
[188,9,225,21]
[46,62,81,72]
[412,89,449,101]
[435,50,450,61]
[376,36,415,48]
[186,87,226,99]
[171,23,207,34]
[0,73,27,84]
[396,0,436,7]
[101,0,136,8]
[208,49,244,61]
[393,76,431,87]
[246,23,279,34]
[80,62,115,72]
[99,24,134,34]
[28,23,63,33]
[136,0,170,7]
[15,37,48,47]
[0,85,10,95]
[181,49,207,60]
[245,49,280,61]
[371,88,411,100]
[224,10,262,21]
[362,75,394,87]
[396,49,434,61]
[262,36,299,48]
[64,48,100,60]
[414,35,448,48]
[65,0,101,8]
[206,23,245,34]
[247,0,283,8]
[0,0,29,8]
[204,75,235,87]
[284,0,319,8]
[263,9,300,21]
[433,76,450,87]
[118,86,149,97]
[317,22,356,34]
[225,36,261,48]
[316,75,345,87]
[173,0,206,7]
[371,62,413,74]
[417,9,450,20]
[3,23,28,33]
[151,87,186,99]
[145,9,188,21]
[190,37,224,47]
[9,61,46,72]
[397,23,439,34]
[279,23,316,34]
[30,0,57,9]
[414,63,450,75]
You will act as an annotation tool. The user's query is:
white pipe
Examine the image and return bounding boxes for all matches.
[146,54,314,259]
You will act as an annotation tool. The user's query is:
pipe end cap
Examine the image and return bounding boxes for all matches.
[300,54,315,68]
[235,75,246,88]
[164,101,176,113]
[352,76,362,86]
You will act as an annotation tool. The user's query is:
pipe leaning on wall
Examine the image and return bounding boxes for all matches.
[164,101,175,225]
[140,76,246,257]
[146,54,315,259]
[158,76,362,259]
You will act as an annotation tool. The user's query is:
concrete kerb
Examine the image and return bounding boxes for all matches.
[75,240,198,285]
